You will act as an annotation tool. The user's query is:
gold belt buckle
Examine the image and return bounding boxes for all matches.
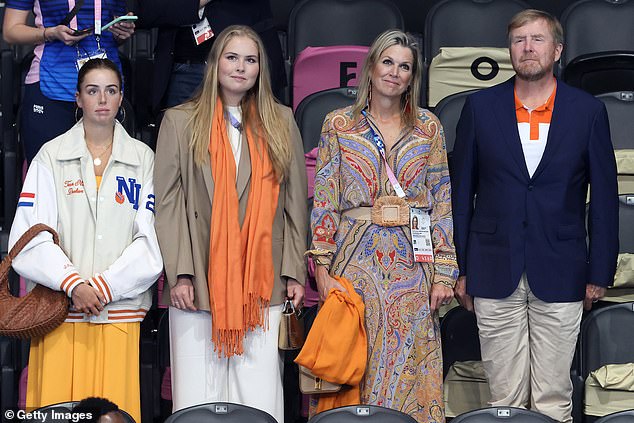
[371,196,410,227]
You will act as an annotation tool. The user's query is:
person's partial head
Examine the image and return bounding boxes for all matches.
[73,397,126,423]
[187,25,291,180]
[507,9,563,81]
[412,216,418,229]
[353,29,422,127]
[75,59,123,125]
[198,25,272,107]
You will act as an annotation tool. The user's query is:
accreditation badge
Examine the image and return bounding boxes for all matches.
[192,17,214,45]
[76,49,107,71]
[411,207,434,263]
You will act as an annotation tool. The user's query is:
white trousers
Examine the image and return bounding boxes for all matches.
[474,274,583,423]
[169,306,284,422]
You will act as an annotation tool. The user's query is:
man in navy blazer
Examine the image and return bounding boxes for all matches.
[452,9,618,423]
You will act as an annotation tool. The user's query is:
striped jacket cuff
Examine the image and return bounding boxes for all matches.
[88,273,114,304]
[60,271,83,297]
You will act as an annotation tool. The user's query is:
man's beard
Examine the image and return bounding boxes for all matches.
[515,59,553,81]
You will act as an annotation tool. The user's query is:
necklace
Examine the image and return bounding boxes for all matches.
[87,141,113,166]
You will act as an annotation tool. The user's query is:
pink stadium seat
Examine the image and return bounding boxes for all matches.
[292,45,368,111]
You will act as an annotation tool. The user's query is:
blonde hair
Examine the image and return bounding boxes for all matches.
[352,29,423,128]
[507,9,563,46]
[183,25,291,180]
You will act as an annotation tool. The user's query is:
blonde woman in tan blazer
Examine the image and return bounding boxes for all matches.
[154,25,307,422]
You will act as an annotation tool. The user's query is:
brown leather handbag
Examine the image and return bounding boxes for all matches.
[278,298,305,350]
[0,224,69,338]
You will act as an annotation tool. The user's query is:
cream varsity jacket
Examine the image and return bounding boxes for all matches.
[9,120,163,323]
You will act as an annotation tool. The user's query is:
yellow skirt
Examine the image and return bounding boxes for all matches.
[26,322,141,422]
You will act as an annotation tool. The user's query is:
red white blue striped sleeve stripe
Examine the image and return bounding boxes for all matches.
[17,192,35,207]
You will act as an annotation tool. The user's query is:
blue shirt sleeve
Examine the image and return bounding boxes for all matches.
[6,0,34,11]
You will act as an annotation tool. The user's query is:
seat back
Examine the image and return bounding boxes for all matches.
[618,195,634,254]
[563,52,634,95]
[434,90,476,154]
[560,0,634,68]
[308,404,417,422]
[426,47,513,107]
[440,305,481,377]
[424,0,527,106]
[295,87,358,153]
[596,409,634,422]
[288,0,403,61]
[597,91,634,150]
[292,46,368,110]
[424,0,529,65]
[451,406,556,422]
[165,402,277,423]
[1,49,19,230]
[579,302,634,380]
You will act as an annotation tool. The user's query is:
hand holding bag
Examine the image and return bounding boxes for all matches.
[278,298,305,350]
[0,224,69,338]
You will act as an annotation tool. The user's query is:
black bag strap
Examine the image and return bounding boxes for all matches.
[60,0,86,26]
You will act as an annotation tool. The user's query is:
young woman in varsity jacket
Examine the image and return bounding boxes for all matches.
[8,59,162,421]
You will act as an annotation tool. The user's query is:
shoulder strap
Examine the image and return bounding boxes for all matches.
[60,0,86,26]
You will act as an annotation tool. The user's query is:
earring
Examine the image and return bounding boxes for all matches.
[75,107,82,122]
[368,80,372,104]
[116,106,126,124]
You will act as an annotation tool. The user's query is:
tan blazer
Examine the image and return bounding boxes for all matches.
[154,104,308,311]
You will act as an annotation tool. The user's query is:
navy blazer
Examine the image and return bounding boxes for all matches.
[452,78,619,302]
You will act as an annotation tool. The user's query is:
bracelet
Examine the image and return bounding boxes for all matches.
[42,27,50,43]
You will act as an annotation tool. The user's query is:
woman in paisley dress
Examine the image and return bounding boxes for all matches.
[308,30,458,423]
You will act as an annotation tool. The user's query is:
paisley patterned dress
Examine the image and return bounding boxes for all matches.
[311,106,458,423]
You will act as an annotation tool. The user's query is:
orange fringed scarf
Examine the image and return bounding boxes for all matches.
[295,276,367,413]
[208,97,280,357]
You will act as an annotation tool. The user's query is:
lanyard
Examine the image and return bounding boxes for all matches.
[94,0,102,35]
[226,112,242,132]
[65,0,100,34]
[361,110,406,198]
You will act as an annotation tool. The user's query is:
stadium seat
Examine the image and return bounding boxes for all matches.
[440,306,486,417]
[164,402,277,423]
[440,306,481,377]
[424,0,528,106]
[560,0,634,69]
[433,89,477,165]
[596,409,634,423]
[596,91,634,151]
[287,0,402,109]
[560,0,634,95]
[451,407,556,422]
[288,0,403,61]
[1,49,19,230]
[599,195,634,303]
[563,52,634,96]
[308,404,417,422]
[577,303,634,420]
[0,337,18,420]
[294,87,358,153]
[292,45,368,110]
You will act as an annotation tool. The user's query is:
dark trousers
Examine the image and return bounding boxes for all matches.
[20,83,76,164]
[163,62,206,109]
